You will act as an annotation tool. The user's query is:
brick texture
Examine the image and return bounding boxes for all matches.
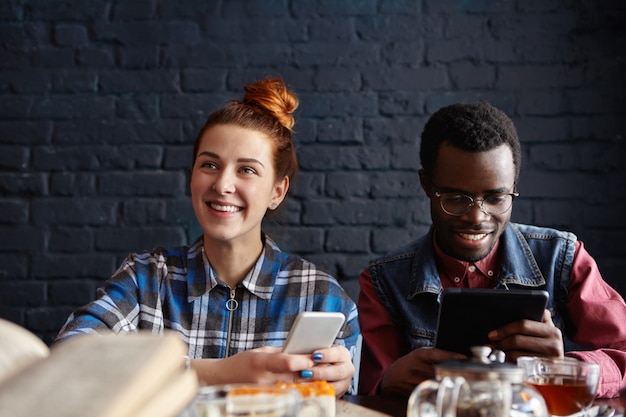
[0,0,625,344]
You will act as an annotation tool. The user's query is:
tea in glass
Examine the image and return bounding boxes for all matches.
[518,357,600,416]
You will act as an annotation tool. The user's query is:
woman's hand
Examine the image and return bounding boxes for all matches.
[296,345,354,397]
[190,345,355,397]
[191,346,313,386]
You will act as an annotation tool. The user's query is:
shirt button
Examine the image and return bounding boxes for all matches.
[487,270,494,276]
[468,265,476,272]
[454,277,461,283]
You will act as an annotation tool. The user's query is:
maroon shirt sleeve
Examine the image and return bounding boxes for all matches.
[564,241,626,398]
[357,268,409,395]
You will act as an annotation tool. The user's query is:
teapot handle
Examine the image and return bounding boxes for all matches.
[407,376,465,417]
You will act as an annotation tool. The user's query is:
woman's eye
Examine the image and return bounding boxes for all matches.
[241,166,257,175]
[200,161,217,169]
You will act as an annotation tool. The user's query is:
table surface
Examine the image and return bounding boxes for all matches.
[341,395,406,417]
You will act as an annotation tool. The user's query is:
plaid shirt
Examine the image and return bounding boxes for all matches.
[55,234,360,361]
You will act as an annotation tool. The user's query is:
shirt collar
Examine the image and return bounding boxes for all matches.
[187,234,282,301]
[433,231,500,287]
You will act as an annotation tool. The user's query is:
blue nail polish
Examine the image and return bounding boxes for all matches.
[312,352,323,361]
[301,369,313,378]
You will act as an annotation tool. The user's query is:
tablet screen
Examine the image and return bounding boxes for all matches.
[434,288,549,356]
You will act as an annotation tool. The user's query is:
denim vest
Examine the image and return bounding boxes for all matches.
[367,223,577,351]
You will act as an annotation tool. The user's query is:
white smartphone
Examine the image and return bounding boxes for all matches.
[282,311,346,354]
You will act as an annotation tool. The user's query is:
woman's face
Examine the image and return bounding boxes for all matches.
[190,124,288,247]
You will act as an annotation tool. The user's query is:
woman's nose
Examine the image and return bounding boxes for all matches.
[212,171,235,194]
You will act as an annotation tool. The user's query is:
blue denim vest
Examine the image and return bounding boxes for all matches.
[367,223,577,350]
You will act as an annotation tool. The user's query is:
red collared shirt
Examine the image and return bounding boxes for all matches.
[435,234,501,288]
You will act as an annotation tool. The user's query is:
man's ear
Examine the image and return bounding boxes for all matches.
[418,169,432,196]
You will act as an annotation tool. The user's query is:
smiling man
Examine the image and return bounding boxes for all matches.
[357,102,626,399]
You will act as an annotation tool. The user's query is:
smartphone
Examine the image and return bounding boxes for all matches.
[282,312,346,354]
[434,288,549,356]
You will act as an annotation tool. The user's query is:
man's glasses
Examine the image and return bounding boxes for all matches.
[433,187,519,216]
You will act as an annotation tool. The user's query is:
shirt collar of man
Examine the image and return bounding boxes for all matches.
[433,232,501,288]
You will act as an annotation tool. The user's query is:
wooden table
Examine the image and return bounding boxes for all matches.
[341,395,406,417]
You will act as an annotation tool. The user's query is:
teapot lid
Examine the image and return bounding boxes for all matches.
[435,346,524,382]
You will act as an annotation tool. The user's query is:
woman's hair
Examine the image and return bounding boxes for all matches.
[420,101,522,181]
[191,77,299,182]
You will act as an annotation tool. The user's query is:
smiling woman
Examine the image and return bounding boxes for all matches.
[190,124,289,275]
[53,78,360,397]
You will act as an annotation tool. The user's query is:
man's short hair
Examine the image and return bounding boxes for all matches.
[419,101,522,180]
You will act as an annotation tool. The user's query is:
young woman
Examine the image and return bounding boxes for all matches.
[55,78,359,396]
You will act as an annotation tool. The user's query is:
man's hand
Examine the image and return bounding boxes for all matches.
[488,309,564,362]
[380,347,467,397]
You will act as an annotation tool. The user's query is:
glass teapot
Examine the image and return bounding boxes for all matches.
[407,347,548,417]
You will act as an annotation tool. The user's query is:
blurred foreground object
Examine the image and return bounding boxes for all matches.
[0,330,197,417]
[0,318,50,382]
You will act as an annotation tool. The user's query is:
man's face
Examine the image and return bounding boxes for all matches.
[420,143,517,262]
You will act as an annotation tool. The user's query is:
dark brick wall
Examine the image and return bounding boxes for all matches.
[0,0,624,344]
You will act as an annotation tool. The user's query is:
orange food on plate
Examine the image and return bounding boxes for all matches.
[275,380,335,397]
[275,381,335,417]
[223,381,336,417]
[229,386,287,396]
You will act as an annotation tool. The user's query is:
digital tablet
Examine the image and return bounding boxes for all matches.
[434,288,549,356]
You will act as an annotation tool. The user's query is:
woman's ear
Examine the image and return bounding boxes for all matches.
[269,176,289,209]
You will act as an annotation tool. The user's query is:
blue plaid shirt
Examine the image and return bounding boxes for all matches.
[55,234,359,362]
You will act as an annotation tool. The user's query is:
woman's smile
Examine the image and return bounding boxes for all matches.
[208,202,242,213]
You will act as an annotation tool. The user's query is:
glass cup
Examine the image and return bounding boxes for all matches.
[518,357,600,416]
[183,383,326,417]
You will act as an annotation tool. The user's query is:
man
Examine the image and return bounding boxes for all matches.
[358,102,626,398]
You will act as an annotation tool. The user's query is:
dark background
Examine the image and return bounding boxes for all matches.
[0,0,625,344]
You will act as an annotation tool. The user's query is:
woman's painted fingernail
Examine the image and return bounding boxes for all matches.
[301,369,313,378]
[312,352,323,361]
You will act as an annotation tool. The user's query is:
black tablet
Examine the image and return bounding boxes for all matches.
[434,288,549,356]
